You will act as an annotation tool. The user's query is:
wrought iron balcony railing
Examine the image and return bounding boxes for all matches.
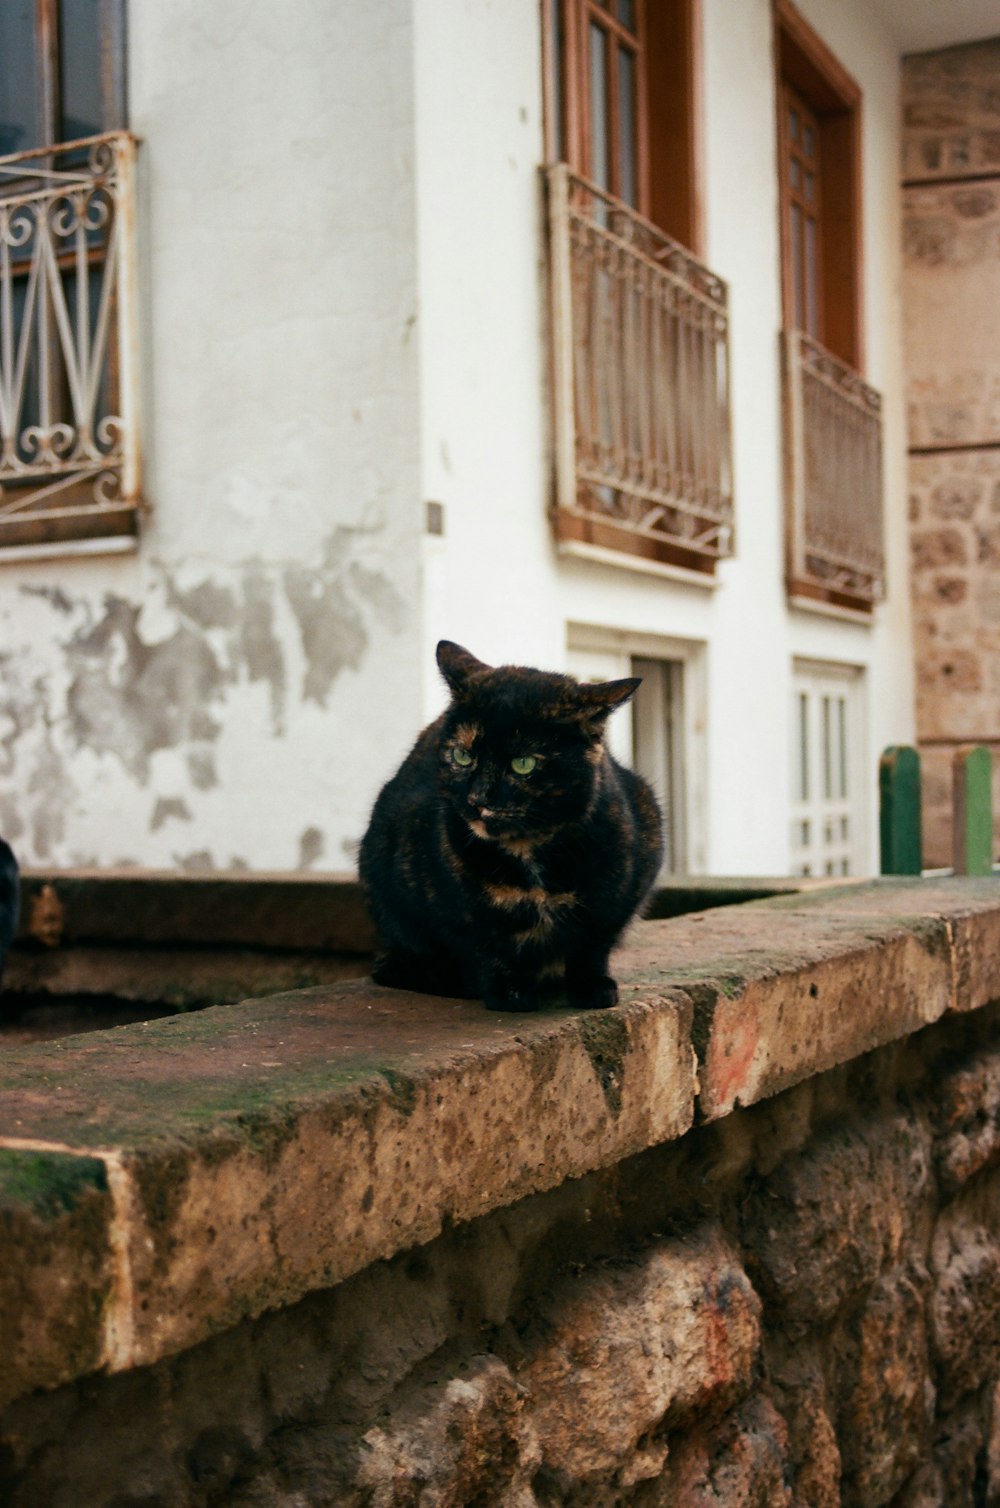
[782,329,884,611]
[546,164,733,576]
[0,132,140,555]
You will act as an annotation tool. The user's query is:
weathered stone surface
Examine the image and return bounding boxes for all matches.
[932,1047,1000,1196]
[515,1228,760,1488]
[0,980,695,1392]
[742,1115,930,1328]
[0,877,999,1420]
[930,1214,1000,1405]
[0,1148,114,1411]
[836,1271,933,1508]
[353,1354,540,1507]
[622,899,955,1121]
[987,1375,1000,1507]
[767,1360,841,1507]
[768,877,1000,1018]
[643,1394,792,1507]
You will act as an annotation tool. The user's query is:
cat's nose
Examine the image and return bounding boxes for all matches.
[468,796,494,817]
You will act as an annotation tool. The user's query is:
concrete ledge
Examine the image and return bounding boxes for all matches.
[1,876,999,1410]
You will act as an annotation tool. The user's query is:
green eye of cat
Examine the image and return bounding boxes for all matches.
[511,755,537,775]
[451,747,474,767]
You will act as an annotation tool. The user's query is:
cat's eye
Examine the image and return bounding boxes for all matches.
[451,747,474,768]
[511,755,537,775]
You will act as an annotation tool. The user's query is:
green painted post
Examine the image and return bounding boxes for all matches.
[879,746,922,875]
[952,745,994,876]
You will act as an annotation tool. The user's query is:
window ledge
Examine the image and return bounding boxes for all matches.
[788,589,876,624]
[557,537,721,589]
[2,876,1000,1408]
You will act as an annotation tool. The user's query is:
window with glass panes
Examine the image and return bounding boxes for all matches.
[774,0,862,369]
[545,0,702,251]
[0,0,126,158]
[790,663,865,877]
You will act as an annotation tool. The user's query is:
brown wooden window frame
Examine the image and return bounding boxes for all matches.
[775,0,885,617]
[774,0,862,372]
[543,0,704,257]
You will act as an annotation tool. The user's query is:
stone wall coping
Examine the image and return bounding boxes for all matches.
[1,875,998,1409]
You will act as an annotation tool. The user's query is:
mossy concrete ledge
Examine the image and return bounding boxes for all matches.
[1,876,999,1410]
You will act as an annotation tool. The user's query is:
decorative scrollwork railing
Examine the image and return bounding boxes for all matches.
[783,329,884,610]
[547,164,733,575]
[0,132,140,553]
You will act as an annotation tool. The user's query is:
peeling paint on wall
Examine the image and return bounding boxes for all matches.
[0,527,411,869]
[151,797,193,832]
[298,826,325,868]
[66,598,230,783]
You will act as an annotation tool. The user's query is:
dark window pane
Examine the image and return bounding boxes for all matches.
[589,22,610,191]
[550,0,565,160]
[618,0,636,32]
[789,107,799,144]
[790,158,800,191]
[618,43,637,206]
[791,202,804,328]
[59,0,105,139]
[805,213,819,337]
[0,0,39,155]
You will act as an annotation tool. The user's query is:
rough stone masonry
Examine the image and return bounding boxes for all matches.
[1,879,1000,1505]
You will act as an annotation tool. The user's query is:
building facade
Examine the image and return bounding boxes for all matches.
[0,0,980,878]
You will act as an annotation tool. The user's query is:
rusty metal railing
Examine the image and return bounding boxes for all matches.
[783,329,884,609]
[0,132,141,554]
[547,164,733,574]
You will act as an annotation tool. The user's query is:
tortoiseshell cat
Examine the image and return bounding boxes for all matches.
[358,641,662,1012]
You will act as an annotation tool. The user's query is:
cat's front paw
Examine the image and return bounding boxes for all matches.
[568,975,619,1011]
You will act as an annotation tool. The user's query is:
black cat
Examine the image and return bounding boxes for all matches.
[358,641,662,1012]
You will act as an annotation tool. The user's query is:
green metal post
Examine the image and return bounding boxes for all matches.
[952,745,994,876]
[879,746,922,875]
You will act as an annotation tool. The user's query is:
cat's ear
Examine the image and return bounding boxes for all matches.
[436,640,491,697]
[575,677,641,727]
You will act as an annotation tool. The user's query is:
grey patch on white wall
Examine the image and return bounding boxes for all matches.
[175,849,216,873]
[0,794,25,843]
[298,825,325,868]
[239,566,286,733]
[65,596,232,782]
[29,736,73,860]
[151,796,193,832]
[348,562,408,633]
[21,585,75,615]
[283,533,369,707]
[187,748,218,791]
[165,577,240,631]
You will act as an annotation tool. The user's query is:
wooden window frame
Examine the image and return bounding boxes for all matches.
[9,0,127,159]
[774,0,863,373]
[543,0,704,256]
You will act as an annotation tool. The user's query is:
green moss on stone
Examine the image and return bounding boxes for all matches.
[0,1149,108,1221]
[577,1012,631,1116]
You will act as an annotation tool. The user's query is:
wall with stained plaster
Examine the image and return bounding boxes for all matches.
[0,0,424,870]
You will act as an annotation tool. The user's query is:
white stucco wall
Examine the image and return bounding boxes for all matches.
[0,0,424,870]
[412,0,915,875]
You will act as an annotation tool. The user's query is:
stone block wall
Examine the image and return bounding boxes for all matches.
[902,39,1000,867]
[3,1000,999,1507]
